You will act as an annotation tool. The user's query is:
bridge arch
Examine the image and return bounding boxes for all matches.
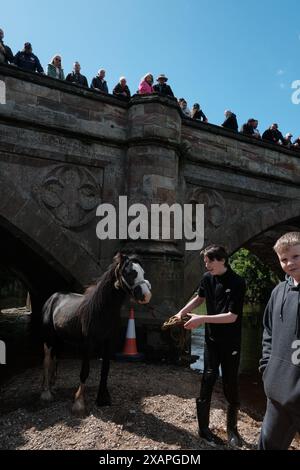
[184,200,300,299]
[0,176,101,318]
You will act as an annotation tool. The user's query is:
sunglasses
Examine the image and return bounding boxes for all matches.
[55,58,61,62]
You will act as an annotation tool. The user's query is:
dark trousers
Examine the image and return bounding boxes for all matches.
[258,399,300,450]
[199,339,240,406]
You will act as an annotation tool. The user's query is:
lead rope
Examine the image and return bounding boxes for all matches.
[161,314,191,353]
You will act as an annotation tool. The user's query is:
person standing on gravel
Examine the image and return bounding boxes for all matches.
[175,245,246,447]
[258,232,300,450]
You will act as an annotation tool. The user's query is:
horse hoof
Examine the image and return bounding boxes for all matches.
[72,400,86,416]
[40,390,54,402]
[96,398,112,407]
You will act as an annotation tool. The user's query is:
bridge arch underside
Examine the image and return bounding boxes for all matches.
[0,219,81,322]
[184,208,300,300]
[245,216,300,278]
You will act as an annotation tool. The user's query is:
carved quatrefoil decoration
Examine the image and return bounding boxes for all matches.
[187,188,226,230]
[37,166,102,228]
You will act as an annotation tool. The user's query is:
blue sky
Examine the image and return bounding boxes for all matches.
[2,0,300,137]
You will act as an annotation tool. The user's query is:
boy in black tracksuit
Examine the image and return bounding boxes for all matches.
[258,232,300,450]
[176,245,246,446]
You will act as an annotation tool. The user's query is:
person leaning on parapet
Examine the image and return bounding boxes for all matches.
[178,98,191,117]
[175,245,246,447]
[13,42,44,74]
[65,62,88,87]
[113,76,131,99]
[0,28,14,64]
[253,119,261,139]
[293,136,300,150]
[47,54,65,80]
[138,73,154,94]
[284,133,293,149]
[240,118,261,138]
[153,74,174,97]
[91,69,109,94]
[262,123,286,145]
[191,103,208,122]
[222,110,238,131]
[258,232,300,450]
[240,118,255,136]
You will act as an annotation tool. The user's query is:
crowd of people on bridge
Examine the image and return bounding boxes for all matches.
[1,28,300,150]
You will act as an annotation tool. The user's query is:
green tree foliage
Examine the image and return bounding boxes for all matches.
[230,248,279,306]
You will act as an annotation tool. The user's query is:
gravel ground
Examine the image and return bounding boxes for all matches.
[0,360,299,451]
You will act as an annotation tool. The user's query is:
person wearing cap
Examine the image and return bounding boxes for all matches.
[47,54,65,80]
[191,103,208,122]
[153,74,174,98]
[113,77,131,99]
[65,62,88,87]
[91,69,109,94]
[0,28,14,64]
[284,133,293,149]
[13,42,44,73]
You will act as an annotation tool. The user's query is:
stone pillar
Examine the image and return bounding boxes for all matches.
[125,95,186,360]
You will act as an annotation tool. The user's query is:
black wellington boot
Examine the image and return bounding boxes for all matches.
[227,405,242,447]
[196,398,223,447]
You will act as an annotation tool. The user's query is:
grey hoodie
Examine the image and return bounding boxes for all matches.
[260,276,300,410]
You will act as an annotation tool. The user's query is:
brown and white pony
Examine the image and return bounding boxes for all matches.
[40,252,151,414]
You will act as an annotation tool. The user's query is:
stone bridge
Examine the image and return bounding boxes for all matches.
[1,64,300,356]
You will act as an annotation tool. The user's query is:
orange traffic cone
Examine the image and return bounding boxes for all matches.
[116,307,144,361]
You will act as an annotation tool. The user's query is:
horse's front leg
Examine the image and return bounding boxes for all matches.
[72,349,90,416]
[96,342,111,406]
[40,343,54,401]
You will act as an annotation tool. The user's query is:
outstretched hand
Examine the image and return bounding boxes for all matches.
[174,311,190,320]
[161,313,192,330]
[184,314,205,330]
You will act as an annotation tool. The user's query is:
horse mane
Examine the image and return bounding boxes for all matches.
[83,283,97,296]
[78,253,140,336]
[77,262,117,336]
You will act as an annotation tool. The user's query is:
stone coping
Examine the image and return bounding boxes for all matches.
[1,63,300,158]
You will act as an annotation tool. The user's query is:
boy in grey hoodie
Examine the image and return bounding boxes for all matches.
[259,232,300,450]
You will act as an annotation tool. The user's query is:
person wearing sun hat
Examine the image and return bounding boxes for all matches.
[153,73,174,98]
